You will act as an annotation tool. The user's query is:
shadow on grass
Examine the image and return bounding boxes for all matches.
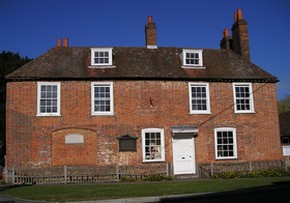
[158,180,290,203]
[0,185,21,192]
[0,184,32,192]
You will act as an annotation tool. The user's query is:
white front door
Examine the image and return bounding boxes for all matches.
[172,135,196,175]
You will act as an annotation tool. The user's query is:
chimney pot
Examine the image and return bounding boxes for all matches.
[64,38,69,47]
[234,8,243,22]
[223,28,230,38]
[148,16,153,23]
[57,38,62,47]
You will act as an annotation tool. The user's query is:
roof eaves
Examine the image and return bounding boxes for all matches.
[5,76,279,83]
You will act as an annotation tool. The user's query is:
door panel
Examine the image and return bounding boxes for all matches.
[172,135,195,175]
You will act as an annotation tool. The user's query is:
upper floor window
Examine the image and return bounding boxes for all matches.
[90,48,113,66]
[214,127,237,160]
[233,83,255,113]
[142,128,165,162]
[37,82,61,116]
[189,82,211,114]
[180,49,204,68]
[91,82,114,116]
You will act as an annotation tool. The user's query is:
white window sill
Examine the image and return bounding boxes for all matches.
[142,159,165,163]
[91,112,115,116]
[181,65,206,69]
[88,65,116,69]
[190,111,212,115]
[36,113,61,117]
[215,157,238,160]
[234,111,256,114]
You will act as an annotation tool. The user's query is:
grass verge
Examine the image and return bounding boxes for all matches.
[0,177,289,202]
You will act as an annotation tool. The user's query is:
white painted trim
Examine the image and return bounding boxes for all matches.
[171,126,198,135]
[91,82,114,116]
[88,65,116,69]
[142,128,165,162]
[180,49,203,67]
[232,82,255,113]
[181,65,206,69]
[90,47,113,66]
[214,127,238,160]
[37,82,61,116]
[146,45,158,49]
[188,82,211,114]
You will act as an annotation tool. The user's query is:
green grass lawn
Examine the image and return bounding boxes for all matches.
[0,177,289,202]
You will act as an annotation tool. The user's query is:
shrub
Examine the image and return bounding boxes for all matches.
[143,174,172,181]
[120,174,172,182]
[213,169,290,179]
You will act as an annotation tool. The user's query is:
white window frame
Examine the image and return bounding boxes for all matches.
[37,82,61,116]
[142,128,165,162]
[214,127,238,160]
[181,49,204,68]
[233,83,255,113]
[189,82,211,114]
[90,47,113,66]
[91,82,114,116]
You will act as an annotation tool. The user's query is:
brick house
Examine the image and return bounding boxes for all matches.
[5,9,282,176]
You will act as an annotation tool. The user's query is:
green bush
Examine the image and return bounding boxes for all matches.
[213,168,290,179]
[120,174,172,182]
[142,174,172,181]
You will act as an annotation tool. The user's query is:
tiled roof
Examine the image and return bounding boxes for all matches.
[5,46,278,82]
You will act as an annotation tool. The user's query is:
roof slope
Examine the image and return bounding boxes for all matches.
[6,46,278,82]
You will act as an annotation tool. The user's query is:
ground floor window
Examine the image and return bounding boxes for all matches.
[214,127,237,159]
[142,128,165,162]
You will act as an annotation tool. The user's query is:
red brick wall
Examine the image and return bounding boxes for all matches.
[6,80,282,168]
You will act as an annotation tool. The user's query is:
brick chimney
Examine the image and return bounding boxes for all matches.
[220,28,232,50]
[231,8,250,61]
[145,16,157,49]
[220,9,250,61]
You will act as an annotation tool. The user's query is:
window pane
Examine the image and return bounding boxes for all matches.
[93,84,112,113]
[235,84,252,112]
[144,131,163,161]
[191,85,208,112]
[216,130,235,158]
[94,51,110,65]
[39,84,59,114]
[185,52,200,65]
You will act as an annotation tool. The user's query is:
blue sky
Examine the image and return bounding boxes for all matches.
[1,0,289,99]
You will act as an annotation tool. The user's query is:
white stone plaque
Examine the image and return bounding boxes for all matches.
[65,134,84,144]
